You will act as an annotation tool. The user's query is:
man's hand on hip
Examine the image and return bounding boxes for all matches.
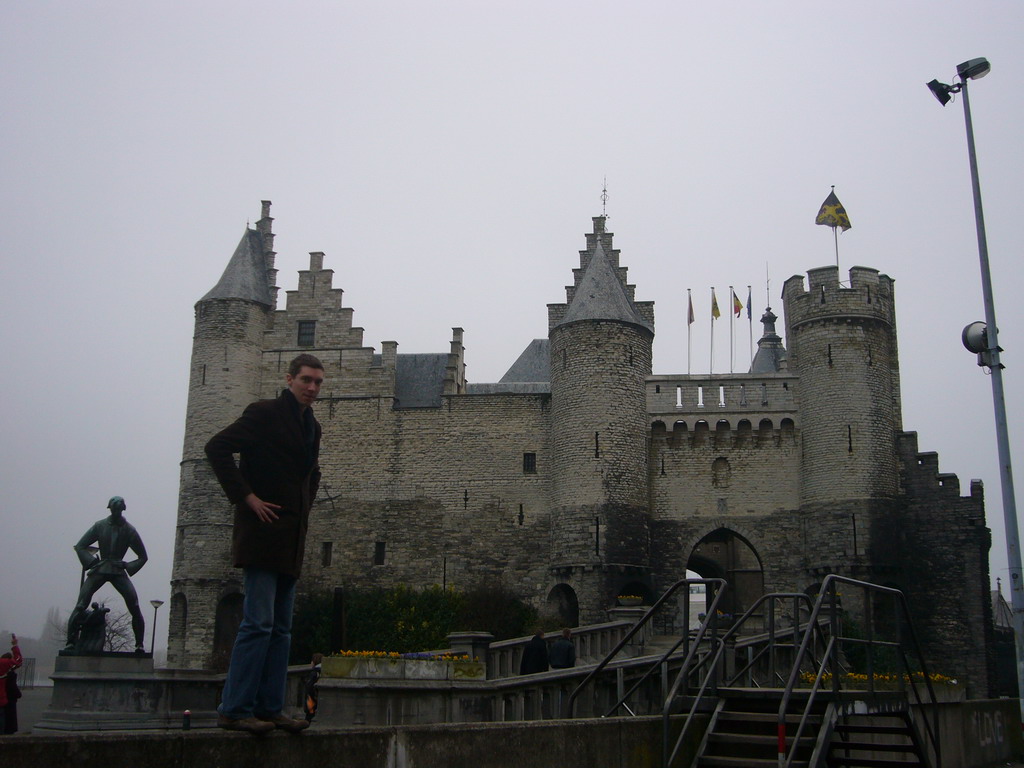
[245,493,282,523]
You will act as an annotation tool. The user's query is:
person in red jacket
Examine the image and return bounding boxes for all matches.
[0,634,23,734]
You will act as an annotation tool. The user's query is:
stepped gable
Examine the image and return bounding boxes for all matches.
[556,241,652,333]
[749,307,787,373]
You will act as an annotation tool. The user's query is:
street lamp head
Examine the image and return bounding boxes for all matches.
[926,79,956,106]
[957,57,991,81]
[150,599,164,609]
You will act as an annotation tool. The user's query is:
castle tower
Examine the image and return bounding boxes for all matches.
[168,202,277,669]
[547,216,655,621]
[782,266,902,510]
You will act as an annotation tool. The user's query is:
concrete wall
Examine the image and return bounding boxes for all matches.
[7,700,1023,768]
[5,716,696,768]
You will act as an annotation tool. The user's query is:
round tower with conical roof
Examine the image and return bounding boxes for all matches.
[547,216,655,622]
[168,202,278,669]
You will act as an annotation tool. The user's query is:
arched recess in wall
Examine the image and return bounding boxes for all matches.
[687,527,764,620]
[672,421,688,447]
[212,592,244,672]
[546,584,580,628]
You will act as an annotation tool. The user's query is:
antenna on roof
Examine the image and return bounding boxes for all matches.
[601,177,609,217]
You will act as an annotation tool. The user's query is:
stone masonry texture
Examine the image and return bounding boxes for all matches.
[170,205,993,694]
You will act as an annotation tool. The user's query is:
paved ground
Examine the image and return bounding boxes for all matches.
[8,687,53,734]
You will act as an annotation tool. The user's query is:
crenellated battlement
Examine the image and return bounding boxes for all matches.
[783,265,895,331]
[898,431,984,504]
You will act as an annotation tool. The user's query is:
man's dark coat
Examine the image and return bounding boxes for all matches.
[205,390,321,578]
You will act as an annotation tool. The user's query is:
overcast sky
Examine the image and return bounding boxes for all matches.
[2,1,1023,651]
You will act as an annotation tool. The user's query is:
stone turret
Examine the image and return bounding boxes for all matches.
[168,202,277,669]
[783,266,902,508]
[547,216,655,621]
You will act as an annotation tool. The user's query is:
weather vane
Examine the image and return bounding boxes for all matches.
[601,177,609,217]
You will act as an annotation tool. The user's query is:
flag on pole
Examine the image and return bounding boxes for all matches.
[815,189,852,231]
[711,289,720,319]
[746,286,752,320]
[688,293,695,325]
[732,289,743,318]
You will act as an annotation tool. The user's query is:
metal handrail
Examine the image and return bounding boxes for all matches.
[565,578,727,718]
[776,575,942,768]
[663,592,817,768]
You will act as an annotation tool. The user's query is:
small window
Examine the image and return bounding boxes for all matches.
[374,541,386,566]
[297,321,316,347]
[523,452,537,474]
[321,541,333,567]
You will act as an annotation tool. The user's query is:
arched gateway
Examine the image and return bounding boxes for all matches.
[686,527,764,620]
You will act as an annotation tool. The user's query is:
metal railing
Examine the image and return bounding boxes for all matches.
[662,592,821,768]
[777,575,942,768]
[565,578,728,719]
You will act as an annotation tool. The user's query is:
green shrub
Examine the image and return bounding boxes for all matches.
[289,582,539,663]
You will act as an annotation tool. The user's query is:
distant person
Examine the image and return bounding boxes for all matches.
[519,629,549,675]
[549,628,576,669]
[66,496,148,652]
[206,354,324,735]
[3,663,21,734]
[0,634,23,734]
[302,653,323,723]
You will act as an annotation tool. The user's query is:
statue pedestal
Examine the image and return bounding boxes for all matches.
[34,653,223,732]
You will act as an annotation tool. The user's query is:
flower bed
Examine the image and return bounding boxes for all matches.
[798,671,962,700]
[322,651,485,681]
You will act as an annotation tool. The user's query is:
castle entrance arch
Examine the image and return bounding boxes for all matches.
[546,583,580,627]
[686,528,764,621]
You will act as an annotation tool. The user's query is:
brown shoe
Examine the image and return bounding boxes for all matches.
[256,713,310,733]
[217,714,275,734]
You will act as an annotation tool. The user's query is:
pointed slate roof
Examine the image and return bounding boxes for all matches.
[557,241,652,332]
[200,228,273,305]
[500,339,550,383]
[749,307,788,373]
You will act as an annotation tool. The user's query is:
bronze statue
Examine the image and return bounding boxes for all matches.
[78,603,110,653]
[65,497,148,652]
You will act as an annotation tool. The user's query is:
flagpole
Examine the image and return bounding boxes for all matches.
[709,287,715,375]
[747,284,753,367]
[686,290,697,379]
[729,285,735,373]
[834,226,840,270]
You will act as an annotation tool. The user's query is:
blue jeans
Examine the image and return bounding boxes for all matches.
[218,567,297,719]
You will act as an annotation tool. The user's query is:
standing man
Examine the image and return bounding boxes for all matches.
[205,353,324,735]
[549,627,576,669]
[66,496,148,652]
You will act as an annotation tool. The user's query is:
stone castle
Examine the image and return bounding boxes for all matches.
[169,201,995,694]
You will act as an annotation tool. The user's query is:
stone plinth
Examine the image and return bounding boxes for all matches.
[35,653,224,732]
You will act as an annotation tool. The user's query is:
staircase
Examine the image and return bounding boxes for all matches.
[694,688,822,768]
[827,710,931,767]
[691,689,933,768]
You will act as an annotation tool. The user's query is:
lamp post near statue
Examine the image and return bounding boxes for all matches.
[150,600,164,656]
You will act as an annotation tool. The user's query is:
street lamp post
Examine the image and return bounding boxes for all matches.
[929,57,1024,719]
[150,599,164,657]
